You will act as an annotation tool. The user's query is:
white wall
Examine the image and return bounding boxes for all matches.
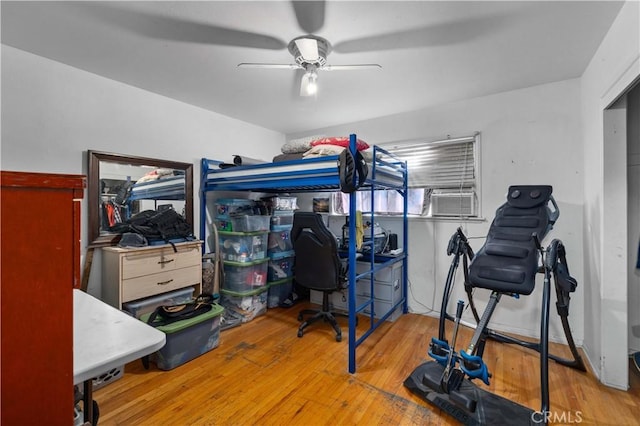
[628,85,640,354]
[1,46,284,296]
[581,0,640,389]
[289,78,585,344]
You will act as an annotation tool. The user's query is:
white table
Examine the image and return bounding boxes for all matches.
[73,289,165,423]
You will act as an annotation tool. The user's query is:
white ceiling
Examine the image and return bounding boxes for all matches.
[1,1,624,135]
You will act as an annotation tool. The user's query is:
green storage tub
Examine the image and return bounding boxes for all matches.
[141,303,224,370]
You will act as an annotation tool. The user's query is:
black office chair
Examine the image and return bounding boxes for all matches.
[291,212,348,342]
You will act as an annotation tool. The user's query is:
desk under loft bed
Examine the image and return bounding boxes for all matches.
[199,134,408,373]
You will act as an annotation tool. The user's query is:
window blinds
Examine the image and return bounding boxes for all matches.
[380,135,477,189]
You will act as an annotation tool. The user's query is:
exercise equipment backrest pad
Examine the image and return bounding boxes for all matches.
[468,185,555,295]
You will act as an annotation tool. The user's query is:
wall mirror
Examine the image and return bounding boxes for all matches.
[88,150,194,247]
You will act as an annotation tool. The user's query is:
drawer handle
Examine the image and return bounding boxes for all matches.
[157,279,174,286]
[157,259,175,265]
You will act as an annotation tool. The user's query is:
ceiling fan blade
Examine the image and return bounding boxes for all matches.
[333,15,506,54]
[295,38,320,62]
[71,3,287,50]
[237,63,302,70]
[322,64,382,71]
[292,1,325,34]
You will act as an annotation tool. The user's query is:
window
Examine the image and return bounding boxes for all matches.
[331,189,425,215]
[332,134,480,218]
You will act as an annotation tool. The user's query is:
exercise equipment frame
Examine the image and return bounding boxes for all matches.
[405,227,586,425]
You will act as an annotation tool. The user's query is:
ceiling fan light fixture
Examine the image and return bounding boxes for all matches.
[238,35,380,98]
[301,70,318,96]
[289,35,329,67]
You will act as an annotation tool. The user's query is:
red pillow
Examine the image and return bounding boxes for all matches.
[310,136,370,151]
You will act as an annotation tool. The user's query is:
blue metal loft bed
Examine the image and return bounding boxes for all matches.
[200,134,408,373]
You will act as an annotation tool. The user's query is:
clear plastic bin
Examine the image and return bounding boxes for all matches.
[220,287,268,323]
[230,215,271,232]
[267,251,295,282]
[215,198,255,217]
[219,231,268,262]
[222,259,268,293]
[263,196,298,211]
[214,217,233,232]
[122,287,195,319]
[267,278,293,308]
[92,365,124,390]
[270,211,295,229]
[141,303,224,370]
[267,228,293,254]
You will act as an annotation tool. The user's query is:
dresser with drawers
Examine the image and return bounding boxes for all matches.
[1,171,85,424]
[102,241,203,309]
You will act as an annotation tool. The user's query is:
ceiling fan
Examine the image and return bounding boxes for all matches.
[237,34,382,97]
[71,1,502,97]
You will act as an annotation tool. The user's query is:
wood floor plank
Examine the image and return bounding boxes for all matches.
[94,303,640,425]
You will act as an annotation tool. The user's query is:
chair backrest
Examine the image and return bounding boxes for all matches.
[468,185,558,295]
[291,212,343,292]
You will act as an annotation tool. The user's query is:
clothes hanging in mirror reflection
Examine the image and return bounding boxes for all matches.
[102,200,124,228]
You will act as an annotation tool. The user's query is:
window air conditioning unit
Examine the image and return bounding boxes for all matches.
[431,191,476,217]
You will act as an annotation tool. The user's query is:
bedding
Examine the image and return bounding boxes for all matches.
[273,153,305,162]
[302,144,345,158]
[278,135,374,162]
[281,135,325,154]
[136,168,176,184]
[310,136,370,151]
[282,135,370,155]
[303,144,375,162]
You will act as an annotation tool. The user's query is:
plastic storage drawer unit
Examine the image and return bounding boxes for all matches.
[141,303,224,370]
[222,259,268,293]
[267,251,295,282]
[267,228,293,254]
[122,287,195,319]
[219,231,268,262]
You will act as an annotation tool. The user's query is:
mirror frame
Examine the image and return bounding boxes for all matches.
[88,150,194,248]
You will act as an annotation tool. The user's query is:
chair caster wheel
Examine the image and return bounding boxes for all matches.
[336,334,342,342]
[297,330,303,338]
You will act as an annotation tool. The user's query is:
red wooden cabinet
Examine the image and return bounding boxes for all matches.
[1,171,85,425]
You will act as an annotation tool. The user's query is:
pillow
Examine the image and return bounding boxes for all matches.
[303,145,377,161]
[282,135,325,154]
[360,149,374,162]
[303,144,346,158]
[310,136,370,151]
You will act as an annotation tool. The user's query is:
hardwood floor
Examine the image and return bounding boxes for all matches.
[94,303,640,425]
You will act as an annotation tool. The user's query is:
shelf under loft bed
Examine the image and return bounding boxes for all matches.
[199,137,409,374]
